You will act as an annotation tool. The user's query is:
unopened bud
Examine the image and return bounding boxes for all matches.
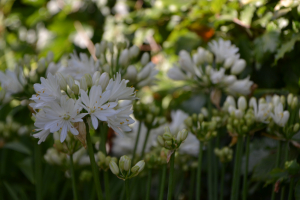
[280,95,286,107]
[292,97,298,109]
[184,117,193,127]
[177,129,188,143]
[224,56,235,69]
[98,72,110,90]
[119,155,131,171]
[84,74,93,88]
[95,43,101,57]
[157,135,165,146]
[163,132,173,141]
[129,45,140,59]
[238,96,247,111]
[80,77,88,91]
[97,152,106,164]
[92,71,101,84]
[134,160,145,173]
[67,75,75,87]
[119,49,129,67]
[137,62,154,81]
[56,73,67,91]
[125,65,137,81]
[109,161,119,175]
[231,59,246,75]
[131,165,139,174]
[198,113,204,122]
[165,140,173,148]
[141,52,150,66]
[287,93,293,106]
[205,51,213,63]
[72,84,79,95]
[294,123,300,133]
[105,156,111,166]
[37,58,46,73]
[201,107,208,117]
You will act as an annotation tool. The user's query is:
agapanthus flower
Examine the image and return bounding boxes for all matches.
[249,97,272,123]
[208,38,239,63]
[270,102,290,127]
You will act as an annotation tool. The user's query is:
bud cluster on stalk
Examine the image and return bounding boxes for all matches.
[94,40,158,89]
[97,151,118,171]
[157,127,188,150]
[214,147,233,163]
[144,148,168,169]
[184,113,217,142]
[109,155,145,180]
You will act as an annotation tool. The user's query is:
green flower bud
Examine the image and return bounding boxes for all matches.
[242,125,248,132]
[177,129,188,143]
[141,52,150,66]
[56,73,68,91]
[135,160,145,173]
[72,84,79,95]
[131,165,140,174]
[163,132,173,141]
[287,93,293,106]
[109,161,119,175]
[105,156,111,166]
[165,141,173,149]
[97,152,106,164]
[157,135,165,147]
[192,113,197,122]
[119,155,131,171]
[80,76,87,91]
[84,74,93,88]
[238,96,247,111]
[292,97,298,109]
[280,95,286,107]
[198,114,204,122]
[184,117,193,127]
[294,123,300,133]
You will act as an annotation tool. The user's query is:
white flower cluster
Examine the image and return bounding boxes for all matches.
[48,41,158,89]
[168,38,254,96]
[31,71,136,144]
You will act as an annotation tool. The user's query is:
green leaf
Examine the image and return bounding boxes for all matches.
[3,142,31,155]
[274,33,300,63]
[3,181,19,200]
[17,157,35,184]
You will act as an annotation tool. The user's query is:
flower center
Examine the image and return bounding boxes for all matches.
[63,114,70,120]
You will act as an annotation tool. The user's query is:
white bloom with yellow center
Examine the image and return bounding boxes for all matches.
[270,102,289,127]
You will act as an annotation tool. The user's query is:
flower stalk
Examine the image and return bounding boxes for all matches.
[271,140,282,200]
[132,121,142,162]
[141,128,151,158]
[196,142,203,200]
[167,152,175,200]
[125,180,130,200]
[34,142,42,200]
[70,154,78,200]
[146,169,152,200]
[158,165,167,200]
[242,135,250,200]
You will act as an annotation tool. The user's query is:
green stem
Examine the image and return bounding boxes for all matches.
[207,141,213,200]
[220,164,225,200]
[271,140,282,200]
[34,142,42,200]
[167,152,175,200]
[196,142,203,200]
[230,136,243,200]
[125,180,130,200]
[213,139,218,200]
[70,154,78,200]
[132,121,142,162]
[159,165,167,200]
[242,135,250,200]
[280,142,289,200]
[100,123,108,155]
[104,171,110,200]
[85,119,104,200]
[189,168,196,200]
[140,128,151,159]
[146,169,152,200]
[288,178,294,200]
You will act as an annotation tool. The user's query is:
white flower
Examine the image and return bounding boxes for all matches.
[226,76,253,96]
[107,105,135,136]
[210,68,225,84]
[249,97,271,123]
[80,85,117,129]
[270,102,290,127]
[106,73,137,101]
[0,69,25,94]
[30,73,62,109]
[208,38,239,64]
[179,50,195,74]
[167,67,186,80]
[231,59,246,75]
[39,97,87,142]
[238,96,247,111]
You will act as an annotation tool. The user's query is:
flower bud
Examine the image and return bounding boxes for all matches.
[105,156,111,166]
[107,42,114,53]
[119,49,129,67]
[98,72,110,90]
[135,160,145,173]
[125,65,137,81]
[141,52,150,66]
[231,59,246,75]
[205,65,212,75]
[280,95,286,107]
[109,161,119,175]
[225,96,236,108]
[177,129,188,143]
[184,117,193,127]
[129,45,140,59]
[292,97,298,109]
[80,76,88,91]
[224,56,235,69]
[163,132,173,141]
[198,113,204,122]
[37,58,46,73]
[67,75,75,87]
[157,135,165,146]
[72,84,79,95]
[167,67,186,80]
[97,152,106,164]
[137,62,154,81]
[179,50,195,74]
[223,75,237,85]
[287,93,293,106]
[56,73,67,91]
[99,40,107,54]
[131,165,140,174]
[84,74,93,88]
[165,140,173,148]
[294,123,300,133]
[238,96,247,111]
[205,51,213,63]
[201,107,208,117]
[272,95,280,106]
[92,71,101,84]
[119,155,131,171]
[95,43,101,57]
[145,113,153,124]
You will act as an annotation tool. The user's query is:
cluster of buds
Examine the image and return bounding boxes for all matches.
[94,40,158,89]
[97,151,117,171]
[144,148,168,169]
[214,147,233,163]
[184,114,217,142]
[52,132,80,155]
[134,102,165,129]
[157,127,188,150]
[109,155,145,180]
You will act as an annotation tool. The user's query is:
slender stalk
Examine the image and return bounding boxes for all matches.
[104,171,110,200]
[125,180,130,200]
[230,136,243,200]
[280,142,289,200]
[288,178,294,200]
[189,168,196,200]
[196,142,203,200]
[100,123,108,155]
[159,165,167,200]
[220,164,226,200]
[146,169,152,200]
[140,128,151,159]
[207,141,213,200]
[85,119,104,200]
[167,152,175,200]
[34,142,42,200]
[213,138,218,200]
[242,135,250,200]
[70,154,78,200]
[132,121,142,162]
[271,140,282,200]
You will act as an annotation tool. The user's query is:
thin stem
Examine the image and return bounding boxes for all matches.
[230,136,243,200]
[280,188,285,200]
[220,164,226,200]
[100,123,108,155]
[132,121,142,162]
[196,142,203,200]
[34,142,42,200]
[189,168,196,200]
[280,142,289,200]
[242,135,250,200]
[146,169,152,200]
[159,165,167,200]
[207,141,213,200]
[104,171,111,200]
[288,178,294,200]
[141,128,151,159]
[85,119,104,200]
[70,154,78,200]
[125,180,130,200]
[271,140,282,200]
[167,152,175,200]
[213,139,218,200]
